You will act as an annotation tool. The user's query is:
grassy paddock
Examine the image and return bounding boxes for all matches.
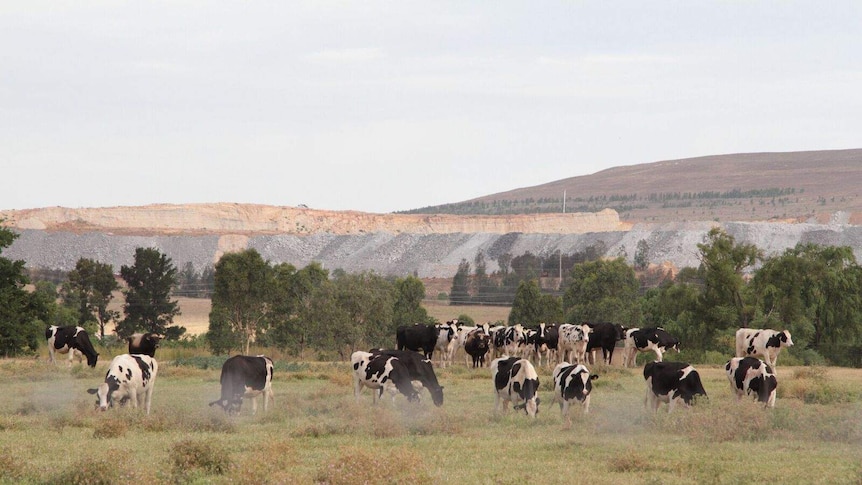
[1,358,861,484]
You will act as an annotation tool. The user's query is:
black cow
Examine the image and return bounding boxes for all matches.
[127,332,164,357]
[370,349,444,406]
[46,325,99,368]
[534,323,559,367]
[725,356,778,408]
[209,355,274,415]
[623,327,680,367]
[643,361,707,413]
[396,323,438,360]
[351,351,419,404]
[585,322,626,365]
[464,330,491,368]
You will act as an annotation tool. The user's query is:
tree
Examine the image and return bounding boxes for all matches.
[563,258,640,325]
[65,258,119,340]
[508,280,542,325]
[208,249,273,355]
[392,275,431,327]
[117,247,183,340]
[694,228,761,349]
[634,239,650,270]
[0,225,48,356]
[449,259,471,305]
[265,262,329,355]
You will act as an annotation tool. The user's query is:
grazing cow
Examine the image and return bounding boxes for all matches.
[491,356,540,418]
[552,362,599,426]
[643,361,707,413]
[558,324,592,365]
[370,349,444,406]
[209,355,275,415]
[464,329,491,368]
[534,323,559,367]
[46,325,99,368]
[622,327,680,367]
[351,351,419,404]
[396,323,438,360]
[127,332,164,357]
[585,322,626,365]
[735,328,794,367]
[87,354,158,414]
[725,356,778,408]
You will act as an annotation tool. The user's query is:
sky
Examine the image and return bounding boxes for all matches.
[2,1,861,214]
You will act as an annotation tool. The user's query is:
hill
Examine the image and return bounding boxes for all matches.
[402,149,862,223]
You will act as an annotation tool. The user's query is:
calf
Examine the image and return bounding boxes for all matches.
[735,328,793,367]
[491,356,540,418]
[209,355,275,415]
[725,356,777,408]
[643,361,707,413]
[585,322,626,365]
[351,351,419,404]
[558,324,592,365]
[396,323,438,360]
[551,362,599,426]
[622,327,680,367]
[46,325,99,368]
[464,329,491,368]
[87,354,158,414]
[127,332,164,357]
[371,349,444,406]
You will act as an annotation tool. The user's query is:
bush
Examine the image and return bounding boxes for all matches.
[315,447,431,485]
[170,439,232,476]
[436,292,448,300]
[45,458,118,485]
[93,416,128,439]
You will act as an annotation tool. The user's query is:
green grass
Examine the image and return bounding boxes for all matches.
[2,359,862,484]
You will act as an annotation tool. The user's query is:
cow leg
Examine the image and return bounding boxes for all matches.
[67,351,74,368]
[251,396,259,415]
[48,346,55,365]
[582,394,591,414]
[561,401,571,428]
[653,348,664,362]
[144,387,153,415]
[265,389,274,412]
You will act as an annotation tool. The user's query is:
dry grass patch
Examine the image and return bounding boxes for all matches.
[92,415,129,439]
[44,458,118,485]
[170,438,233,480]
[315,447,432,485]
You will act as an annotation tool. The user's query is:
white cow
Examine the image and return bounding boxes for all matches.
[87,354,159,414]
[557,324,592,365]
[735,328,793,367]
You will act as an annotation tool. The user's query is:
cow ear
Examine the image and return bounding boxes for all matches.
[535,397,541,405]
[590,374,599,380]
[87,388,98,394]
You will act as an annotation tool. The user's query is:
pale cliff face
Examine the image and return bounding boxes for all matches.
[0,204,627,236]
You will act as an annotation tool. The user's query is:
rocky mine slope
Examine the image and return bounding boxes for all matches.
[3,203,862,278]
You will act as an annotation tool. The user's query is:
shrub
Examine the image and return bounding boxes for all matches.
[315,447,431,485]
[170,439,232,476]
[45,458,117,485]
[93,416,128,439]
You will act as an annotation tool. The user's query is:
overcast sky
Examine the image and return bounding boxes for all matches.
[2,2,860,214]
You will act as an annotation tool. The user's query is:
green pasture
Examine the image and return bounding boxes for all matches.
[1,357,861,484]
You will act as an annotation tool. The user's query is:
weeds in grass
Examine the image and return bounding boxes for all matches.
[44,458,118,485]
[315,447,432,485]
[170,438,232,477]
[0,447,25,482]
[93,415,128,438]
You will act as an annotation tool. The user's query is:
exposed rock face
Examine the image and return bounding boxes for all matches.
[2,204,862,278]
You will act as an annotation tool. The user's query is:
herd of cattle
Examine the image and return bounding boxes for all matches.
[41,320,794,420]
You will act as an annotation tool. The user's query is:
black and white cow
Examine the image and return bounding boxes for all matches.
[46,325,99,368]
[127,332,164,357]
[534,323,559,367]
[491,356,540,418]
[735,328,794,367]
[434,321,458,368]
[643,361,707,413]
[622,327,680,367]
[558,324,592,365]
[351,351,419,404]
[209,355,275,415]
[464,329,491,368]
[585,322,626,365]
[87,354,158,414]
[725,356,778,408]
[551,362,598,426]
[370,349,444,406]
[396,323,438,360]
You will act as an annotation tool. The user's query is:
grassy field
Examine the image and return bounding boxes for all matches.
[2,353,862,484]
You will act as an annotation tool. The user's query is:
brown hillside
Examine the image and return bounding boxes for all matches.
[441,149,862,223]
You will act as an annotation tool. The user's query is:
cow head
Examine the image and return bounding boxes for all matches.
[87,375,120,411]
[513,396,541,417]
[429,385,444,407]
[780,330,794,347]
[85,352,100,368]
[209,396,244,416]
